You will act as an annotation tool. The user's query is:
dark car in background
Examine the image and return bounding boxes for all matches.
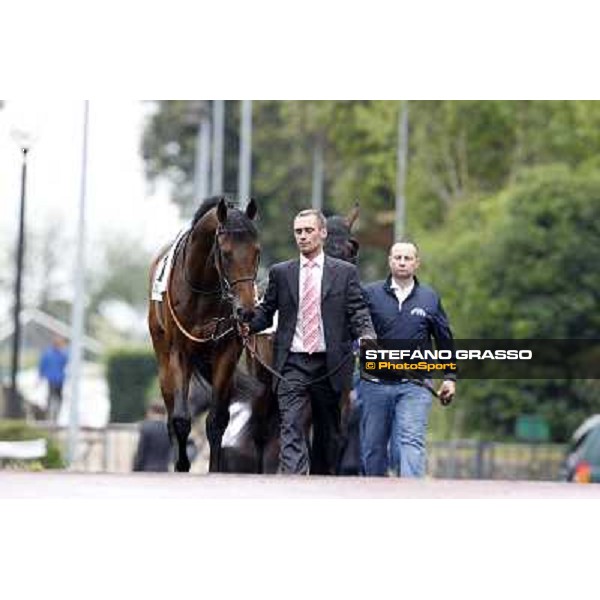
[562,415,600,483]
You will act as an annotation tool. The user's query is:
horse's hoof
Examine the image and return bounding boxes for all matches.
[175,459,191,472]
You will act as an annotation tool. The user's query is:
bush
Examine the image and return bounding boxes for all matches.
[426,166,600,442]
[0,419,64,469]
[106,348,157,423]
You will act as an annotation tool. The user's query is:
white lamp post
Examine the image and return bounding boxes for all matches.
[67,100,90,467]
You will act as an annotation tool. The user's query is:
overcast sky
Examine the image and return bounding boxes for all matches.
[0,100,184,318]
[0,100,182,249]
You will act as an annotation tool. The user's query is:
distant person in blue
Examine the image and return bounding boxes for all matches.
[360,239,456,477]
[38,335,68,422]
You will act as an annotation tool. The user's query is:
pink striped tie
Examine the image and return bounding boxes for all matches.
[301,260,321,354]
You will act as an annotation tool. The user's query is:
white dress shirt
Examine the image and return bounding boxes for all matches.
[390,276,415,310]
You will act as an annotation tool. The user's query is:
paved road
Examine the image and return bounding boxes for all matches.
[1,471,599,498]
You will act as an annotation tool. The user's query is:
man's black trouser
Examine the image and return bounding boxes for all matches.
[277,352,341,475]
[47,382,63,422]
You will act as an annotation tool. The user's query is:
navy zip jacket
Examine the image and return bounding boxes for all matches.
[362,275,456,381]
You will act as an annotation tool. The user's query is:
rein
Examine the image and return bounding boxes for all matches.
[242,335,356,390]
[243,335,439,397]
[165,280,235,343]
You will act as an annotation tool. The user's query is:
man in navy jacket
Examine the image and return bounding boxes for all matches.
[360,239,456,477]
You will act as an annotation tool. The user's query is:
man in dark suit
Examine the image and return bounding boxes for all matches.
[246,209,376,475]
[132,403,173,472]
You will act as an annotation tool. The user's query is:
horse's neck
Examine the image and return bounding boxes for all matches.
[185,228,220,285]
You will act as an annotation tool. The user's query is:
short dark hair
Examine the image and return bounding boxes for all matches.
[294,209,327,229]
[390,237,420,256]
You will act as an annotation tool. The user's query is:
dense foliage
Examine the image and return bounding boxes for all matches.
[425,166,600,441]
[0,419,64,469]
[106,348,157,423]
[142,101,600,441]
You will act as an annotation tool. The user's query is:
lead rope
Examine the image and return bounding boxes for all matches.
[242,335,355,390]
[242,335,439,397]
[165,278,234,343]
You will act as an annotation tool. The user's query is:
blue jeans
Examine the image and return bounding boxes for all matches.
[359,379,433,477]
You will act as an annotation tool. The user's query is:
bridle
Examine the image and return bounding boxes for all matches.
[212,225,260,304]
[166,216,259,344]
[181,224,260,304]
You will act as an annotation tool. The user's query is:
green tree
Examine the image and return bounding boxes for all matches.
[142,100,243,218]
[425,165,600,441]
[141,100,600,440]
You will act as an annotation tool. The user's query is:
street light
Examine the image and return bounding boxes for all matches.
[7,127,36,418]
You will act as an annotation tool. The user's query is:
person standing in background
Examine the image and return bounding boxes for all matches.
[133,402,173,472]
[38,335,69,422]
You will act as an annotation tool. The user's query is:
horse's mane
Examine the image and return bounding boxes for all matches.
[191,196,232,227]
[191,196,257,236]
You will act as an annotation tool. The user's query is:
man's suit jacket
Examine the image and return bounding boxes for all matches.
[250,255,375,393]
[132,419,172,472]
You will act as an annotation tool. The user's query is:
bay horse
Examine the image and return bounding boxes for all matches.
[222,203,361,473]
[148,196,259,472]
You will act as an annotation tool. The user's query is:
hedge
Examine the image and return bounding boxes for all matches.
[106,348,157,423]
[0,419,64,469]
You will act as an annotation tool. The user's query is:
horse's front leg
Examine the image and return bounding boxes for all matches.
[206,342,240,472]
[168,347,193,472]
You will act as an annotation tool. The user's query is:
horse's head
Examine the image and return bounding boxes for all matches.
[214,197,260,323]
[324,203,360,265]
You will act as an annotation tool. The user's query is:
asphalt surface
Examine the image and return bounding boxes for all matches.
[2,471,600,498]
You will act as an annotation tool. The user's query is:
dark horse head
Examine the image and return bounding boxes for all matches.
[324,203,360,264]
[190,196,259,324]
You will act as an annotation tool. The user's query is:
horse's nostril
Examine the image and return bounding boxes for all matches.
[243,309,255,323]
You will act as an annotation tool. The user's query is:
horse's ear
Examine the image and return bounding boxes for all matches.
[346,201,360,231]
[217,197,228,223]
[245,197,258,220]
